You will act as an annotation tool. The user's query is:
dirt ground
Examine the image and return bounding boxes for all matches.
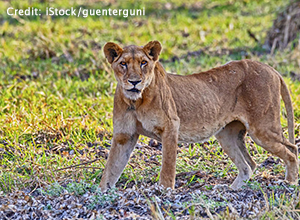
[1,138,299,219]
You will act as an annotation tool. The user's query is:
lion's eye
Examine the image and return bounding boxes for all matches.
[141,60,147,66]
[120,61,127,67]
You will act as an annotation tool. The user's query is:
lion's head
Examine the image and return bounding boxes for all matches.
[104,41,162,100]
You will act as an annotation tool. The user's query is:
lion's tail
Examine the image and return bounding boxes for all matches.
[280,77,295,144]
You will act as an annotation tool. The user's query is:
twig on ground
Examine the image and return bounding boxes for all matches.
[54,158,101,171]
[176,170,204,178]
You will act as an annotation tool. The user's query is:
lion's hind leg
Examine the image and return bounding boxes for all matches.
[249,128,298,185]
[215,121,255,189]
[236,126,257,172]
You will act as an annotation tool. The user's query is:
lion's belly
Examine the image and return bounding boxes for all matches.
[136,105,232,144]
[177,124,224,143]
[136,116,226,144]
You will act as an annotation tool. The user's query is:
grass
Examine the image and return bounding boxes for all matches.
[0,0,300,218]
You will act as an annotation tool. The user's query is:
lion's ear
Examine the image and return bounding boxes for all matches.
[143,41,162,61]
[103,42,123,64]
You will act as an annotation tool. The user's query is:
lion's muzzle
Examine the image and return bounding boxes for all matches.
[128,80,142,86]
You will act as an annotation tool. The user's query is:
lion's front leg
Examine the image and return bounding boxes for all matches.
[159,120,179,189]
[100,133,139,192]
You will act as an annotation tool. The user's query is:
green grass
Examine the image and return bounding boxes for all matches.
[0,0,300,218]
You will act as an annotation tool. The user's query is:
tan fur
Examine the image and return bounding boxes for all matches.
[100,41,298,191]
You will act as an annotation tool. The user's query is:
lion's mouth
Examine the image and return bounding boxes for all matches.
[127,88,141,93]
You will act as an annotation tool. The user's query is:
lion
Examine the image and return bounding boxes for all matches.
[99,40,298,192]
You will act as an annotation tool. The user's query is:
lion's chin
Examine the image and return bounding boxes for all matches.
[124,89,142,100]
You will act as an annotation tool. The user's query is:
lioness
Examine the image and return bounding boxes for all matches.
[100,41,298,191]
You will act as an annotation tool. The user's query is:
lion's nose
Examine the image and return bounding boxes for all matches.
[128,80,142,86]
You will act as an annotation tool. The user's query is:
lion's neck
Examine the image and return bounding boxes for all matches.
[144,62,167,92]
[154,62,167,77]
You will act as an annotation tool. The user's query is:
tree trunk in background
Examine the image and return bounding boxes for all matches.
[265,1,300,51]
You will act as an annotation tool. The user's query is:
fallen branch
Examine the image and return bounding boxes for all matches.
[54,158,101,171]
[176,170,204,178]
